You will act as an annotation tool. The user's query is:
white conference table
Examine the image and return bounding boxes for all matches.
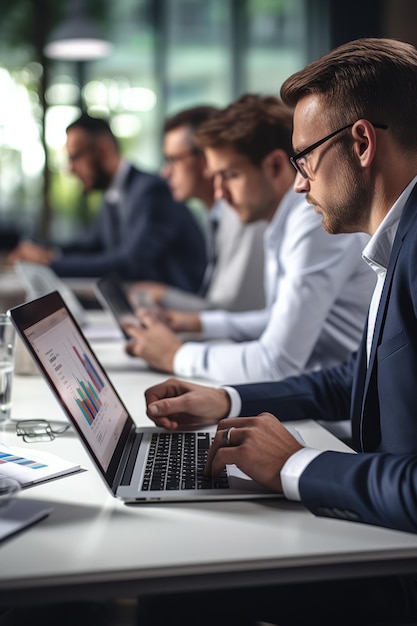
[1,343,417,609]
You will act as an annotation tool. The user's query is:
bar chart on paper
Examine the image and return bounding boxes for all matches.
[0,443,80,485]
[0,450,47,470]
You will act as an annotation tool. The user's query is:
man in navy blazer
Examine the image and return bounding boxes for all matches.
[139,38,417,625]
[7,114,206,291]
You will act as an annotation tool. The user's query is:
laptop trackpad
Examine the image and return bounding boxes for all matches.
[227,464,269,492]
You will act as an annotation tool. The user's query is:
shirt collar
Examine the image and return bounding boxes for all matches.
[209,199,225,223]
[362,175,417,273]
[104,159,130,205]
[267,187,304,237]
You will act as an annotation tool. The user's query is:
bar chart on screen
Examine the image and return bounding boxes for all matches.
[74,376,102,424]
[26,309,127,466]
[44,338,105,427]
[72,343,104,424]
[40,336,110,448]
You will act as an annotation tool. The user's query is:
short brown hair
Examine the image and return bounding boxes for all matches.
[195,94,293,165]
[281,37,417,153]
[164,105,219,136]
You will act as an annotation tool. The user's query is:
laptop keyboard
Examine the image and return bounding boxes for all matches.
[142,432,229,491]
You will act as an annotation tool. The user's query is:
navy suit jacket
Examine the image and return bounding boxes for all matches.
[234,183,417,533]
[51,165,206,291]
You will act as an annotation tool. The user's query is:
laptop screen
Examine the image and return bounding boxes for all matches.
[10,292,133,483]
[95,273,139,338]
[15,261,87,327]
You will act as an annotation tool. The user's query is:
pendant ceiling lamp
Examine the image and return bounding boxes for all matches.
[44,0,112,60]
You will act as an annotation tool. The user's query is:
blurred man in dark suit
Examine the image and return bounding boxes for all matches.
[8,114,206,291]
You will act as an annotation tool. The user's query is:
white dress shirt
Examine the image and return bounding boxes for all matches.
[173,188,374,384]
[104,158,130,209]
[161,200,266,312]
[279,175,417,501]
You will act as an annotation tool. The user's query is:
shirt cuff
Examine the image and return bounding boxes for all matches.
[281,447,323,501]
[172,343,204,378]
[200,310,228,339]
[222,386,242,417]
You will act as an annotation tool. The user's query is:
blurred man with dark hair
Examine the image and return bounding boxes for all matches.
[131,104,266,312]
[8,113,206,291]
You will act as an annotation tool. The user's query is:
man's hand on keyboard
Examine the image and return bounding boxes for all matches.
[205,413,303,492]
[145,377,231,431]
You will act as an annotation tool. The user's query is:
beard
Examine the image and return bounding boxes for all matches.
[310,155,371,235]
[90,157,113,191]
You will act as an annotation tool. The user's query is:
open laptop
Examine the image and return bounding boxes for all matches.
[94,272,141,339]
[15,261,87,327]
[15,261,122,341]
[9,291,280,503]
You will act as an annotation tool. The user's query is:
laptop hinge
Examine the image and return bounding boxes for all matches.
[113,426,141,489]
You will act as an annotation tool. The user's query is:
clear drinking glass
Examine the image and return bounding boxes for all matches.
[0,477,21,513]
[0,314,16,422]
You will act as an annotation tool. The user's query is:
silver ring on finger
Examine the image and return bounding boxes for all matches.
[223,426,235,447]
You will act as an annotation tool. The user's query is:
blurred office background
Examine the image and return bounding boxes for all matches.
[0,0,414,247]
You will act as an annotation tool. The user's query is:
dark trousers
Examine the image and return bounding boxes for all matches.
[137,575,417,626]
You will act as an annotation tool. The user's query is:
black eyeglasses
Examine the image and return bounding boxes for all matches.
[290,122,388,179]
[163,148,200,167]
[16,419,71,443]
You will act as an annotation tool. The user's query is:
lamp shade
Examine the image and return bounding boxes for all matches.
[44,1,112,60]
